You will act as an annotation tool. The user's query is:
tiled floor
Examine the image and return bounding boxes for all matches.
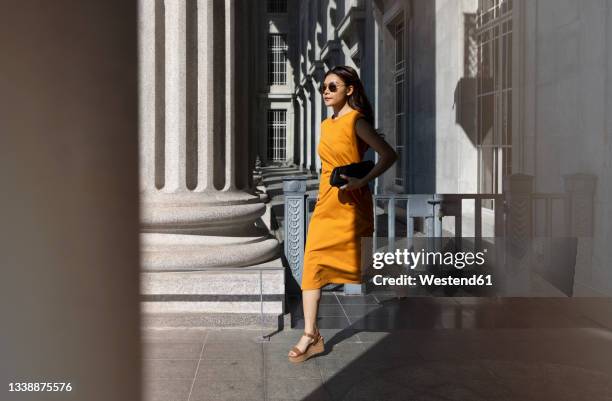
[143,294,612,401]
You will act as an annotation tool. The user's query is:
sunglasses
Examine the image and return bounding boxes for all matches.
[319,82,346,94]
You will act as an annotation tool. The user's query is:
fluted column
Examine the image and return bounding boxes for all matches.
[295,90,305,167]
[304,83,313,171]
[223,0,236,191]
[196,0,215,191]
[138,0,279,269]
[311,61,326,173]
[139,0,156,193]
[297,89,307,169]
[164,0,187,192]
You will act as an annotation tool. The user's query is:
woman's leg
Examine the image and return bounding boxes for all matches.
[288,288,321,357]
[302,288,321,333]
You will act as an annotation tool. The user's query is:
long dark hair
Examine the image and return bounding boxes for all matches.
[324,65,375,127]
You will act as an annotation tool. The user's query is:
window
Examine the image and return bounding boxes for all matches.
[476,0,513,208]
[267,109,287,162]
[268,34,288,85]
[267,0,287,14]
[393,18,406,187]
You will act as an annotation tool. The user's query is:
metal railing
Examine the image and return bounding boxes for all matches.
[283,173,596,296]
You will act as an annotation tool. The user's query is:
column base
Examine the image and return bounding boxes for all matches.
[140,190,267,234]
[140,189,280,268]
[141,233,280,269]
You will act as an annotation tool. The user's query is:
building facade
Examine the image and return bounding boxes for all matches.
[254,0,612,295]
[135,0,612,303]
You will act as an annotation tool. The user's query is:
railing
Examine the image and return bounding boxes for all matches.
[283,173,596,295]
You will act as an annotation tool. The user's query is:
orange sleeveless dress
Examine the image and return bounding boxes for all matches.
[301,109,375,290]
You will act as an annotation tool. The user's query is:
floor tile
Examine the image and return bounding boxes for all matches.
[292,316,351,329]
[143,359,199,380]
[202,341,263,361]
[189,378,264,401]
[264,354,322,380]
[142,379,192,401]
[337,294,380,305]
[341,304,384,317]
[266,378,330,401]
[205,329,264,343]
[314,342,369,365]
[142,341,203,359]
[292,304,346,317]
[196,358,263,382]
[318,294,341,305]
[141,328,208,343]
[353,330,390,343]
[317,328,362,343]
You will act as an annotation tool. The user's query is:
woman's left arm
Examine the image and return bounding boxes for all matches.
[339,118,398,191]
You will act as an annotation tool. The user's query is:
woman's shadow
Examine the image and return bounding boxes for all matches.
[311,294,447,358]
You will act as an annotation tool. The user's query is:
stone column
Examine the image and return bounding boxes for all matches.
[294,91,304,167]
[305,83,313,171]
[502,173,534,295]
[311,61,326,174]
[296,88,307,170]
[138,0,279,269]
[564,173,597,295]
[564,173,597,237]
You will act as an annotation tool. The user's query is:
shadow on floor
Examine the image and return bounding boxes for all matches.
[286,293,612,401]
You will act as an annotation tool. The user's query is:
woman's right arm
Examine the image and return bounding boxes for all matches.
[354,118,398,185]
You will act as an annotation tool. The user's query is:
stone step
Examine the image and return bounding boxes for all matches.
[140,165,309,330]
[142,312,287,329]
[141,266,288,329]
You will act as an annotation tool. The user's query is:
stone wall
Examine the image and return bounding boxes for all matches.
[522,0,612,294]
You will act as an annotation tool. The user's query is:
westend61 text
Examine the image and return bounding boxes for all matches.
[373,274,493,287]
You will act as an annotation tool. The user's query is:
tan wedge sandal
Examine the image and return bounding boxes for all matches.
[288,329,325,363]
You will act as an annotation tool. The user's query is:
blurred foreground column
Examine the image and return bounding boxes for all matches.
[0,2,140,401]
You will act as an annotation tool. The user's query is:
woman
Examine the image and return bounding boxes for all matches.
[288,65,398,363]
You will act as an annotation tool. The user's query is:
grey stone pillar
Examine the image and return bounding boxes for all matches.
[502,173,534,294]
[311,61,326,173]
[164,0,187,192]
[564,173,597,237]
[305,83,313,171]
[295,91,304,167]
[139,0,156,193]
[564,173,597,295]
[504,173,534,256]
[296,88,307,169]
[138,0,279,269]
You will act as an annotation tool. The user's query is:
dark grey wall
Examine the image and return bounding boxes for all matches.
[409,0,437,193]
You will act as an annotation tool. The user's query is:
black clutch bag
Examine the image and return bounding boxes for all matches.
[329,160,375,187]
